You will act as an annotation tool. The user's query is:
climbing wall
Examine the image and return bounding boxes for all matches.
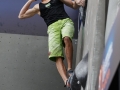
[76,0,120,90]
[76,0,105,90]
[0,0,78,90]
[0,34,77,90]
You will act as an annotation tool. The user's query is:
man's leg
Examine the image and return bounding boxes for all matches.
[55,57,68,85]
[47,20,70,86]
[61,18,74,73]
[63,36,73,71]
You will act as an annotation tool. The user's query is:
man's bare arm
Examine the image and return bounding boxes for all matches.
[60,0,85,9]
[18,0,40,19]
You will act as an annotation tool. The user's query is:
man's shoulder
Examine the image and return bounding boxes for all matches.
[34,4,40,10]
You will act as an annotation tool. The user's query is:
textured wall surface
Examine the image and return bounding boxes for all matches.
[75,0,120,90]
[75,0,106,90]
[85,0,105,90]
[0,33,77,90]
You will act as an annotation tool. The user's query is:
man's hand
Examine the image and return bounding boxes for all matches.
[75,0,86,7]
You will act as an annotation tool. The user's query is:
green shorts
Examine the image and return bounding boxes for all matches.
[47,18,75,62]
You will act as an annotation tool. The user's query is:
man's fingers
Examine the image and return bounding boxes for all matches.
[80,0,85,6]
[77,2,84,7]
[75,0,85,7]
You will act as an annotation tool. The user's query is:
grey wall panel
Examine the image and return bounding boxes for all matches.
[0,33,77,90]
[75,3,88,65]
[85,0,105,89]
[105,0,120,45]
[75,0,105,90]
[75,24,84,65]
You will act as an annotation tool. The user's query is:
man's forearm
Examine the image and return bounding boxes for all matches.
[18,0,33,18]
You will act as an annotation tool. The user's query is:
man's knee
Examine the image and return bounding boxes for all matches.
[63,36,72,44]
[55,57,63,63]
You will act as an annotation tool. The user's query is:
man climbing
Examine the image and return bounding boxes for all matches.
[18,0,85,88]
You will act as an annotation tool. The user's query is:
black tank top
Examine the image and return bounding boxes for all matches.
[39,0,69,26]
